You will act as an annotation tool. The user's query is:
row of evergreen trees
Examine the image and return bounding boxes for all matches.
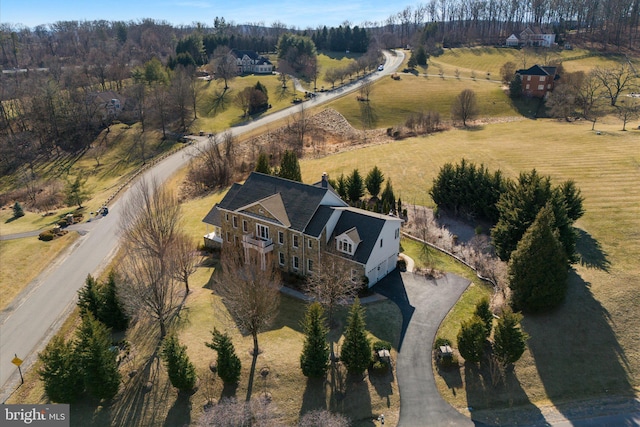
[310,25,370,53]
[301,300,373,378]
[39,273,128,402]
[430,159,585,313]
[456,298,528,366]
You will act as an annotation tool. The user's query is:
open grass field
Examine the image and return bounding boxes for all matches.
[329,71,517,130]
[430,46,637,77]
[300,115,640,418]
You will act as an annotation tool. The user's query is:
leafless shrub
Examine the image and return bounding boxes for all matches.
[299,409,351,427]
[198,397,283,427]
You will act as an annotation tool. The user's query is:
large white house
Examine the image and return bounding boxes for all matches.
[506,27,556,48]
[230,49,274,74]
[203,172,402,287]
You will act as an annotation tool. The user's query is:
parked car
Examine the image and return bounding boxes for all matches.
[378,65,384,71]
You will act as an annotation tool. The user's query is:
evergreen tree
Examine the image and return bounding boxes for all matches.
[336,173,348,200]
[415,45,429,66]
[75,314,121,400]
[492,169,576,262]
[64,172,90,208]
[340,299,371,376]
[365,166,384,199]
[98,271,129,331]
[457,316,486,363]
[38,336,84,403]
[255,152,271,174]
[12,201,24,218]
[380,179,396,214]
[77,274,101,319]
[407,52,418,69]
[474,297,493,340]
[508,204,568,313]
[559,179,585,222]
[509,74,522,98]
[277,150,302,182]
[206,328,241,384]
[346,169,365,203]
[493,308,528,366]
[300,302,330,378]
[161,333,197,391]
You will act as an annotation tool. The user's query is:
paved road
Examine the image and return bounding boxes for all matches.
[0,50,404,401]
[374,271,480,427]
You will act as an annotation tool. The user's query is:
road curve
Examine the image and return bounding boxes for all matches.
[0,50,404,400]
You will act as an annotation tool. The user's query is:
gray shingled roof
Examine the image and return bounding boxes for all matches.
[332,208,387,265]
[213,172,341,232]
[516,64,557,76]
[305,205,334,238]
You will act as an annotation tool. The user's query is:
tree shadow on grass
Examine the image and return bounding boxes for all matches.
[163,392,192,427]
[521,270,633,420]
[435,361,463,398]
[369,365,395,408]
[575,228,611,271]
[299,377,327,417]
[464,361,549,426]
[110,353,172,427]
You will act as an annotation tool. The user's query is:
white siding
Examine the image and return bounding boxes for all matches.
[364,219,402,286]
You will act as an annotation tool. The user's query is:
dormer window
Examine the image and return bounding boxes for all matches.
[337,238,354,255]
[336,227,360,256]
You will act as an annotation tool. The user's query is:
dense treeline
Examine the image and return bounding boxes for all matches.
[430,160,584,263]
[430,159,507,223]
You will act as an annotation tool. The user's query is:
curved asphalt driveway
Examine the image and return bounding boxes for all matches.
[374,271,481,427]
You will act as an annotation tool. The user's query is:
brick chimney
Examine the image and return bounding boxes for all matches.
[321,172,328,188]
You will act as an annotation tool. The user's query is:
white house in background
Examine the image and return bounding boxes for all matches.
[230,49,274,74]
[506,27,556,48]
[202,172,402,287]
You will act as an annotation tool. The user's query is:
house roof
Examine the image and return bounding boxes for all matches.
[331,208,397,265]
[210,172,343,232]
[203,203,221,226]
[242,193,291,227]
[230,49,272,65]
[305,205,334,238]
[516,64,557,76]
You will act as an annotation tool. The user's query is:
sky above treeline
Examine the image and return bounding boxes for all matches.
[1,0,406,29]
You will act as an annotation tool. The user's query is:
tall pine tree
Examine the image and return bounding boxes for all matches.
[206,328,241,384]
[474,297,493,340]
[365,166,384,199]
[255,152,271,174]
[161,333,197,391]
[508,204,568,313]
[75,314,121,400]
[457,316,486,363]
[277,150,302,182]
[340,299,371,376]
[493,308,528,366]
[38,336,84,403]
[99,271,129,331]
[300,302,330,378]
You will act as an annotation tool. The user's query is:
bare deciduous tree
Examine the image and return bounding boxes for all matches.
[215,245,281,357]
[593,63,638,106]
[169,232,199,294]
[304,252,363,330]
[119,179,184,338]
[212,46,238,90]
[451,88,479,127]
